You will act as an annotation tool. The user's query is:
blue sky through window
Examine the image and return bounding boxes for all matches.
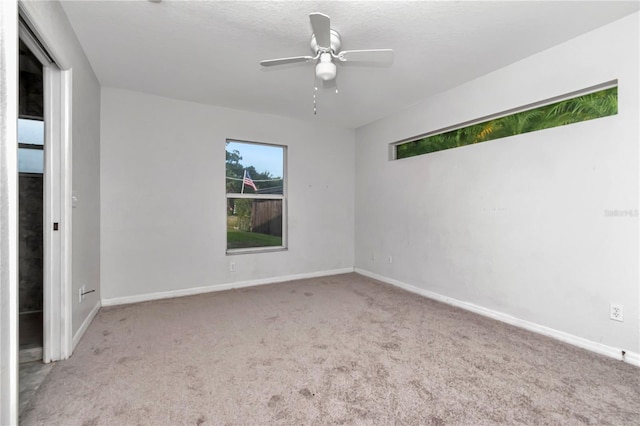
[227,141,283,177]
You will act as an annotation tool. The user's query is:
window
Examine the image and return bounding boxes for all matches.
[18,118,44,174]
[394,83,618,160]
[226,140,286,253]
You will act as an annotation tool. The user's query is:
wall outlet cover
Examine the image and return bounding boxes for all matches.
[610,303,623,322]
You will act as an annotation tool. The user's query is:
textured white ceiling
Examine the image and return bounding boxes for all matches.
[60,1,639,129]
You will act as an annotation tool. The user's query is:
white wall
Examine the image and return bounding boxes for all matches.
[100,88,354,301]
[355,14,639,354]
[20,1,101,338]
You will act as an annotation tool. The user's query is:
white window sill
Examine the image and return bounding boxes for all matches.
[226,247,288,256]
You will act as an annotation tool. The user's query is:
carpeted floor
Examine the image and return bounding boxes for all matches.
[21,273,640,425]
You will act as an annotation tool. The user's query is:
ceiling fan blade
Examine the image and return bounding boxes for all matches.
[260,56,315,67]
[309,13,331,48]
[337,49,394,62]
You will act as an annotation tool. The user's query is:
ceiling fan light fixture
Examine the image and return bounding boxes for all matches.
[315,52,336,81]
[315,61,336,81]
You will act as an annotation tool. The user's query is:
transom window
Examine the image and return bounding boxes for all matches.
[393,83,618,160]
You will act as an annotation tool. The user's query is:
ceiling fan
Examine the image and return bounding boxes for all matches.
[260,13,394,83]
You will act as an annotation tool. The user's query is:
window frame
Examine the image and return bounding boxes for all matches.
[225,139,288,255]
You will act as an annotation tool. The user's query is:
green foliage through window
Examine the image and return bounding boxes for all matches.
[395,86,618,160]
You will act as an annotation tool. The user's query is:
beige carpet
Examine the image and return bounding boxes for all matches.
[21,273,640,425]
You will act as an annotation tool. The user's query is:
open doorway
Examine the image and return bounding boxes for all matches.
[16,7,75,416]
[2,3,73,422]
[17,37,54,417]
[19,5,74,367]
[18,38,45,363]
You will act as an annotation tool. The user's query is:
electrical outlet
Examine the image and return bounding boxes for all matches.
[229,262,236,272]
[387,256,393,264]
[610,303,623,322]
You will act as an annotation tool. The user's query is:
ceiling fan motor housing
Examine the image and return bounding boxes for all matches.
[310,29,342,54]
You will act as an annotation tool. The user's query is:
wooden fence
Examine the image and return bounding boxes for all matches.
[251,200,282,237]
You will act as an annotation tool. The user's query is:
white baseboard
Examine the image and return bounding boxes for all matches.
[101,267,355,307]
[355,268,639,367]
[72,300,101,351]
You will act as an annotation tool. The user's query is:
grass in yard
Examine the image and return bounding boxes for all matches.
[227,229,282,249]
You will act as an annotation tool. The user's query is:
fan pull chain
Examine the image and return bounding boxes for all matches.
[313,67,318,115]
[313,85,317,115]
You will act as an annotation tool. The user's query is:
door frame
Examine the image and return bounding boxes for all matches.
[42,65,73,362]
[1,2,73,419]
[19,3,73,363]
